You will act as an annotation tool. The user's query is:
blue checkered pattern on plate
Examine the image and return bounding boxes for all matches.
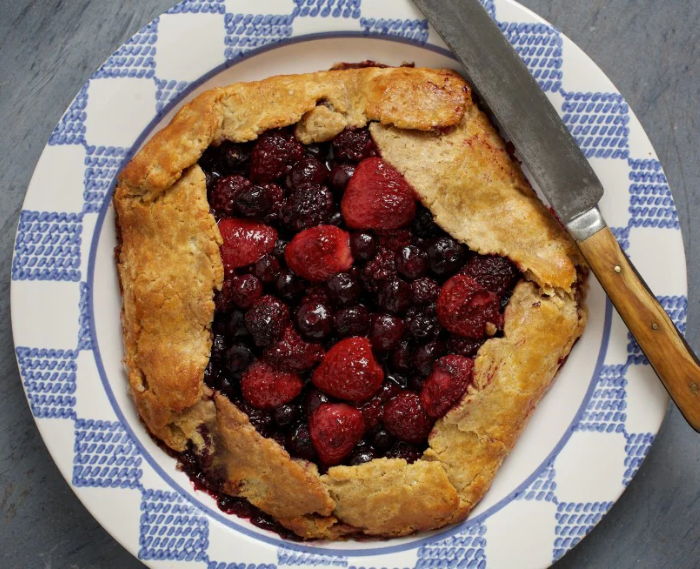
[12,0,685,567]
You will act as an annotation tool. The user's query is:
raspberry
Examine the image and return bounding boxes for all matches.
[312,337,384,403]
[218,218,277,273]
[332,128,377,162]
[241,361,303,409]
[244,295,289,347]
[285,225,353,282]
[420,355,474,418]
[362,247,396,292]
[460,254,520,296]
[437,275,503,338]
[309,403,365,465]
[263,324,325,372]
[342,158,416,230]
[250,129,304,183]
[281,184,334,232]
[210,175,251,217]
[382,392,432,444]
[411,277,440,304]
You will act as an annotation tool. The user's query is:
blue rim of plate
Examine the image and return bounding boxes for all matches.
[13,1,686,565]
[86,32,614,556]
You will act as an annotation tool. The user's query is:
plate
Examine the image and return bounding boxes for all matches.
[10,0,687,567]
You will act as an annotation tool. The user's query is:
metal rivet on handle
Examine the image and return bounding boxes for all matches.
[613,265,621,273]
[692,383,699,393]
[651,322,659,330]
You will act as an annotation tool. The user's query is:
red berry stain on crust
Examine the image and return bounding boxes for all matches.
[312,337,384,403]
[382,392,432,445]
[309,403,366,465]
[420,355,474,419]
[341,157,416,230]
[437,275,503,338]
[240,361,303,409]
[285,225,353,282]
[218,218,277,273]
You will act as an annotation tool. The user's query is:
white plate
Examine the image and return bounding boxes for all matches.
[11,1,687,567]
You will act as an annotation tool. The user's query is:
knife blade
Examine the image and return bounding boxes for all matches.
[413,0,700,431]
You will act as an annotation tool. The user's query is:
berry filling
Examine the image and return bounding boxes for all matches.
[184,124,523,527]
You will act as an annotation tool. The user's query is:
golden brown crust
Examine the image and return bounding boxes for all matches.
[370,106,583,292]
[424,281,586,520]
[115,165,222,450]
[215,396,335,519]
[321,459,460,536]
[119,67,468,201]
[115,66,587,539]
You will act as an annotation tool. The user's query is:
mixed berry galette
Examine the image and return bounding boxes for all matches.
[115,65,587,539]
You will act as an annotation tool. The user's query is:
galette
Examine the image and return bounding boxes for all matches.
[114,64,587,539]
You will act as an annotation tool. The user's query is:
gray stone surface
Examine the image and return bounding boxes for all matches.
[0,0,697,567]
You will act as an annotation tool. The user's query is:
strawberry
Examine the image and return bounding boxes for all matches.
[309,403,365,465]
[382,392,432,445]
[341,157,416,230]
[240,361,303,409]
[284,225,353,282]
[420,355,474,419]
[218,218,277,273]
[312,337,384,403]
[263,324,325,372]
[436,275,503,338]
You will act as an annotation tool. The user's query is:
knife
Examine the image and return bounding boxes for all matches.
[413,0,700,431]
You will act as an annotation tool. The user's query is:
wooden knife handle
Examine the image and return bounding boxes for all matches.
[578,226,700,431]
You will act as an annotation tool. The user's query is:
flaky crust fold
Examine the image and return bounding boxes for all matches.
[115,66,586,539]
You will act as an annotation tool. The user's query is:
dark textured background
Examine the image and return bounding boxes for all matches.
[1,1,698,567]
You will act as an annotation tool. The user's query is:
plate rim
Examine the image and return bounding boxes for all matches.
[10,1,683,566]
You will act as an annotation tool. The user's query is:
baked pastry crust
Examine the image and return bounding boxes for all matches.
[115,66,586,538]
